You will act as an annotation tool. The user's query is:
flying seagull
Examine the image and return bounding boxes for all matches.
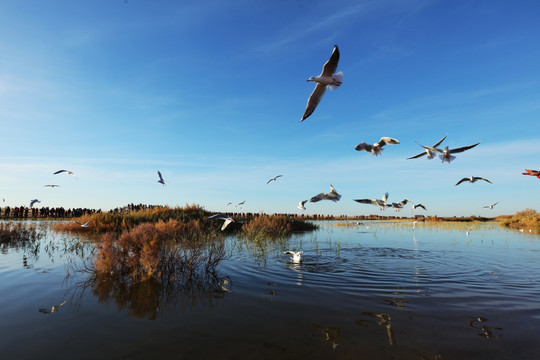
[522,169,540,178]
[157,171,167,185]
[30,199,41,208]
[412,203,427,211]
[44,184,60,187]
[310,184,341,202]
[301,45,343,122]
[297,200,308,211]
[355,137,400,156]
[54,169,74,175]
[237,200,245,206]
[267,175,283,184]
[208,214,236,231]
[74,220,93,228]
[483,202,499,209]
[455,176,492,186]
[353,192,389,211]
[284,251,303,263]
[407,135,448,160]
[419,142,480,163]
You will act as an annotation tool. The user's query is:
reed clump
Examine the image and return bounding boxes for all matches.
[52,204,208,233]
[498,209,540,231]
[93,219,226,283]
[241,214,318,240]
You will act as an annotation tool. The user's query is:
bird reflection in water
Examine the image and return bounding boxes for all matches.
[468,316,503,338]
[356,312,395,346]
[312,323,341,350]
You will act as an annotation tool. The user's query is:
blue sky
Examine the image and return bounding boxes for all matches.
[1,0,539,217]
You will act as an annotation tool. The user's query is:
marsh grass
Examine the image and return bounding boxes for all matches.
[498,209,540,231]
[52,204,208,233]
[0,221,44,246]
[241,214,318,241]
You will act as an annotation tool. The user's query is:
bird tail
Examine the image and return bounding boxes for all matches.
[440,154,455,163]
[329,71,343,90]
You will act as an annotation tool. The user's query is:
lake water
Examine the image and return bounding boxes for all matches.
[1,221,540,359]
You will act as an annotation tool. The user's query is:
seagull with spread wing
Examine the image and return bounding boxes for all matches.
[420,142,480,163]
[483,202,499,209]
[455,176,492,186]
[355,137,400,156]
[297,200,308,211]
[407,135,447,160]
[157,171,167,185]
[284,251,303,263]
[208,214,236,231]
[267,175,283,184]
[353,192,389,211]
[310,185,341,203]
[301,45,343,122]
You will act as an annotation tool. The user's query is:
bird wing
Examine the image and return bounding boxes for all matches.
[208,213,227,219]
[455,178,468,186]
[310,193,324,202]
[415,204,427,210]
[448,142,480,154]
[329,184,337,194]
[157,171,164,181]
[378,137,400,146]
[432,135,448,148]
[475,177,492,184]
[321,45,340,76]
[221,218,233,231]
[266,178,274,184]
[302,83,327,121]
[353,199,376,204]
[355,142,373,152]
[407,151,427,159]
[54,170,66,174]
[491,202,499,207]
[419,143,443,153]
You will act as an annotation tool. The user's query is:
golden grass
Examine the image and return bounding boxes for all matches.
[498,209,540,231]
[241,214,318,240]
[0,221,44,245]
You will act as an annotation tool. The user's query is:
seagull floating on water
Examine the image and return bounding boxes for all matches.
[483,202,499,209]
[297,200,308,211]
[455,176,492,186]
[355,137,399,156]
[208,214,236,230]
[30,199,41,208]
[522,169,540,179]
[284,251,303,263]
[157,171,167,185]
[407,135,447,160]
[39,301,66,314]
[267,175,283,184]
[301,45,343,122]
[310,185,341,202]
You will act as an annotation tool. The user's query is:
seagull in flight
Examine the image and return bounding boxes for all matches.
[157,171,167,185]
[412,203,427,211]
[74,220,93,228]
[355,137,400,156]
[455,176,492,186]
[297,200,308,211]
[54,169,74,175]
[354,192,389,211]
[483,202,499,209]
[522,169,540,178]
[237,200,245,206]
[310,184,341,202]
[284,251,303,263]
[44,184,60,187]
[407,135,447,160]
[419,142,480,163]
[30,199,41,208]
[301,45,343,122]
[208,214,236,231]
[267,175,283,184]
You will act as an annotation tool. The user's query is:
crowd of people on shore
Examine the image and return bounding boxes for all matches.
[0,206,100,219]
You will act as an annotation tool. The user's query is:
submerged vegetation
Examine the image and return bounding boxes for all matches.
[498,209,540,231]
[0,221,44,246]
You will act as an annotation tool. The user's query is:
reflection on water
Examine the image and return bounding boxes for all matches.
[1,221,540,359]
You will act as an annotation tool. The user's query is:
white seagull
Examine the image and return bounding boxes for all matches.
[267,175,283,184]
[284,251,304,263]
[455,176,492,186]
[30,199,41,208]
[483,202,499,210]
[74,220,93,228]
[54,169,74,175]
[208,214,236,230]
[157,171,167,185]
[354,192,389,211]
[407,135,447,160]
[419,142,480,163]
[301,45,343,122]
[297,200,308,211]
[310,184,341,202]
[355,137,400,156]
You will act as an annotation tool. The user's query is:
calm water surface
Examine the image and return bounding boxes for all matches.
[1,221,540,359]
